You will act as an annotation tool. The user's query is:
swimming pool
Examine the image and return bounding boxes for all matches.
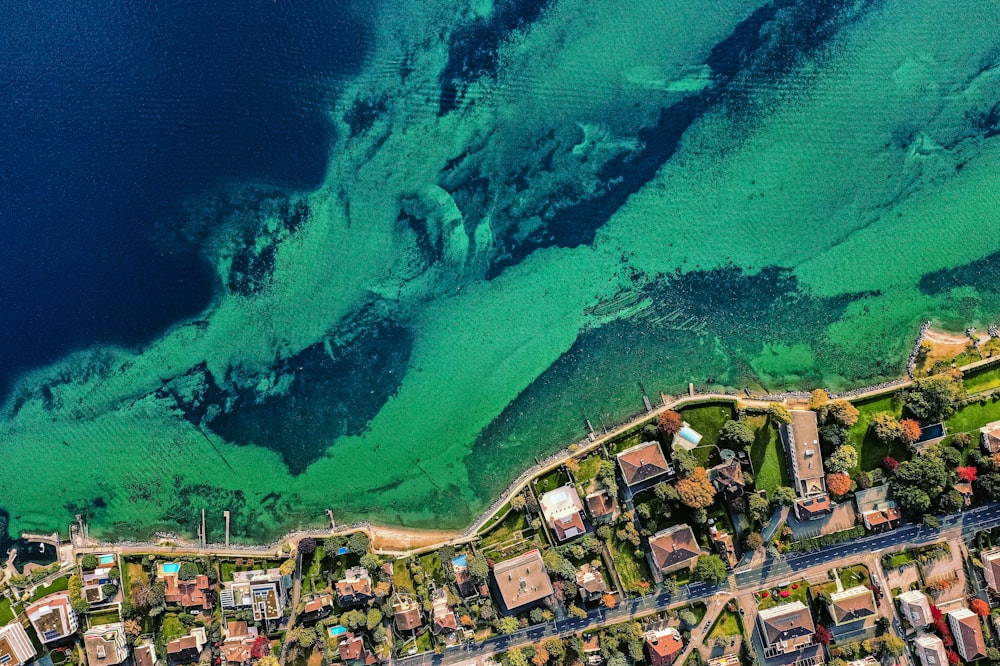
[328,626,347,638]
[99,555,115,565]
[162,563,180,574]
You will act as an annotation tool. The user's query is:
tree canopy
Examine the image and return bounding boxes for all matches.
[826,472,851,497]
[719,420,754,450]
[658,410,683,436]
[676,467,716,509]
[825,445,858,473]
[692,555,728,585]
[902,371,965,422]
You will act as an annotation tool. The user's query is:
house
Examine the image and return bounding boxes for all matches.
[707,523,737,568]
[393,595,422,633]
[539,485,587,541]
[582,635,603,666]
[431,588,458,635]
[913,423,947,453]
[898,590,933,629]
[338,632,376,665]
[708,459,745,501]
[84,623,129,666]
[26,592,78,644]
[981,421,1000,454]
[795,495,832,522]
[981,546,1000,595]
[0,620,37,666]
[220,569,288,622]
[956,482,974,508]
[164,574,216,611]
[616,441,672,487]
[576,564,608,602]
[948,608,987,662]
[649,524,702,575]
[585,489,619,523]
[220,621,258,665]
[300,593,334,625]
[780,410,827,499]
[828,586,877,625]
[914,632,949,666]
[133,641,157,666]
[335,566,373,607]
[672,423,703,452]
[166,627,207,665]
[855,484,902,532]
[757,601,816,657]
[643,626,684,666]
[452,554,479,599]
[491,549,554,613]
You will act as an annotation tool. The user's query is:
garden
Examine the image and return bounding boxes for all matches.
[756,581,809,610]
[746,414,790,494]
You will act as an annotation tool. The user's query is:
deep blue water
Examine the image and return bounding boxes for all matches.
[0,0,369,398]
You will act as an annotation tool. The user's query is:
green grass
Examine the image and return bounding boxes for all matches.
[678,402,736,449]
[29,575,69,602]
[88,610,121,626]
[837,564,870,589]
[707,609,743,639]
[415,630,432,654]
[159,614,187,642]
[480,510,527,547]
[607,538,651,595]
[609,429,646,456]
[747,415,790,493]
[393,560,415,594]
[846,395,909,471]
[574,454,606,491]
[758,581,809,610]
[0,597,14,624]
[964,364,1000,395]
[477,503,511,534]
[534,468,570,495]
[418,553,445,586]
[947,396,1000,434]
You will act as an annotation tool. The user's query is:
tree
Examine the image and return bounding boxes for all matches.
[279,559,296,577]
[883,456,900,472]
[567,604,587,619]
[532,645,550,666]
[894,485,931,516]
[654,482,678,502]
[678,610,697,628]
[298,537,317,557]
[673,449,698,478]
[923,515,940,529]
[958,466,978,483]
[178,561,199,581]
[130,579,154,609]
[809,389,830,411]
[467,555,490,582]
[769,404,792,425]
[971,598,990,617]
[854,470,872,490]
[498,617,520,634]
[81,554,99,571]
[367,608,383,630]
[662,578,678,596]
[719,421,754,450]
[658,410,683,436]
[825,400,860,428]
[938,489,965,514]
[693,556,728,585]
[676,467,716,509]
[900,419,922,444]
[360,554,382,572]
[881,636,906,657]
[348,532,370,556]
[601,593,617,609]
[505,649,530,666]
[123,618,142,637]
[903,372,965,422]
[947,651,961,666]
[770,486,797,508]
[510,494,527,511]
[814,625,832,646]
[257,657,281,666]
[871,413,904,443]
[826,472,851,497]
[744,532,763,551]
[826,445,859,473]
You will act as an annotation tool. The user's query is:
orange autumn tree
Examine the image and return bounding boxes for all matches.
[826,472,851,497]
[676,467,716,509]
[971,598,990,617]
[900,418,922,444]
[658,410,683,436]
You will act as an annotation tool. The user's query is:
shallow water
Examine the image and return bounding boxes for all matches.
[3,0,1000,542]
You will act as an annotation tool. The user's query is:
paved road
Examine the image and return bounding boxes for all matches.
[394,503,1000,666]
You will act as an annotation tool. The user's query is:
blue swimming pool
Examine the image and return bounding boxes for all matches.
[99,555,115,565]
[162,563,180,574]
[328,626,347,638]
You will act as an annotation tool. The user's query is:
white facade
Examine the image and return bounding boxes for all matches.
[0,622,37,666]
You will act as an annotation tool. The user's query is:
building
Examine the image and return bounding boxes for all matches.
[648,524,702,575]
[981,421,1000,454]
[164,574,216,612]
[431,588,458,635]
[300,593,334,625]
[335,566,373,607]
[84,623,129,666]
[828,586,877,625]
[981,546,1000,595]
[914,633,949,666]
[491,549,554,613]
[672,424,703,452]
[576,564,608,602]
[26,592,78,644]
[708,459,745,501]
[338,632,376,664]
[707,523,737,568]
[166,627,207,665]
[452,554,479,599]
[898,590,933,629]
[539,485,587,541]
[855,485,902,532]
[0,621,37,666]
[220,569,288,622]
[948,608,987,662]
[133,641,157,666]
[393,595,422,633]
[220,621,259,665]
[643,626,684,666]
[757,601,816,657]
[794,495,832,521]
[956,482,974,508]
[616,441,672,487]
[585,489,619,523]
[781,410,827,499]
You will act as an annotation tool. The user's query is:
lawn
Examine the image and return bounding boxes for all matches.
[707,609,743,639]
[29,576,69,602]
[159,614,187,642]
[747,415,790,493]
[415,630,433,654]
[0,597,14,624]
[477,502,512,534]
[964,363,1000,395]
[393,560,415,594]
[302,546,327,595]
[608,429,646,456]
[758,581,809,610]
[607,538,652,595]
[418,553,445,586]
[947,396,1000,434]
[88,610,121,627]
[479,510,539,559]
[846,395,909,471]
[574,454,607,493]
[678,402,736,449]
[534,467,570,495]
[837,564,870,589]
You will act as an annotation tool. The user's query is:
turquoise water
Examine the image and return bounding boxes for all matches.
[3,0,1000,542]
[162,563,180,574]
[329,626,347,637]
[99,555,116,566]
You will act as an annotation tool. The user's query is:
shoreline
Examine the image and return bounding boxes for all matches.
[22,323,1000,558]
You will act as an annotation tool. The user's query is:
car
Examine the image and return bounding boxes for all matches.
[739,607,745,615]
